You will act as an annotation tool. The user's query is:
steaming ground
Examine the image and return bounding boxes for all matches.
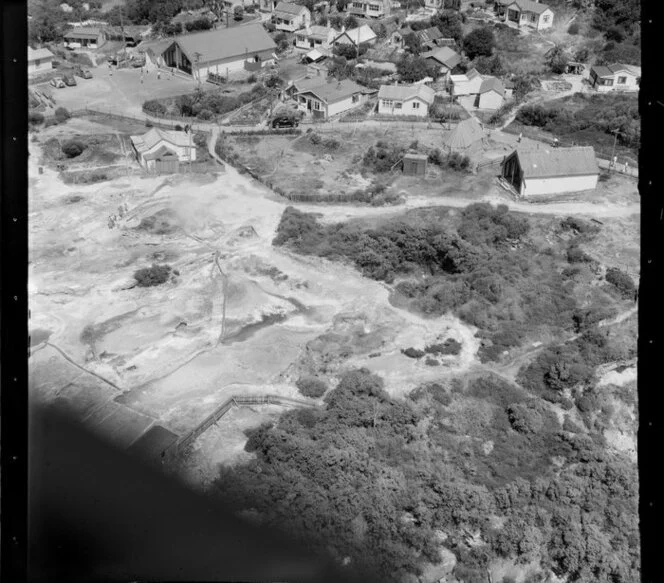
[29,144,482,483]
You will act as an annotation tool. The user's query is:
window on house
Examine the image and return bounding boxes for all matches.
[542,15,550,22]
[369,3,380,10]
[617,76,627,84]
[603,78,614,86]
[382,99,393,107]
[352,95,359,103]
[314,101,322,110]
[530,13,537,22]
[35,59,41,66]
[315,39,322,44]
[395,102,402,109]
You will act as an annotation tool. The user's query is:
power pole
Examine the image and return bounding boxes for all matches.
[610,128,619,171]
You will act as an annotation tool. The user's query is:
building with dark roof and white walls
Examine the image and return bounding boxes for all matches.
[272,2,311,32]
[377,84,435,117]
[501,146,600,197]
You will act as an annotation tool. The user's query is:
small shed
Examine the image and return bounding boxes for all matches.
[403,152,428,176]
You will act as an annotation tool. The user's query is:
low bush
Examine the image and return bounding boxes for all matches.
[568,23,580,35]
[143,99,167,116]
[296,376,328,398]
[402,347,426,359]
[605,267,636,297]
[61,139,86,158]
[425,338,462,355]
[566,245,593,264]
[54,107,70,123]
[29,111,45,125]
[133,263,172,287]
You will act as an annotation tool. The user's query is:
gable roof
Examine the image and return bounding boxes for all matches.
[378,83,435,104]
[130,128,192,154]
[443,117,484,149]
[64,26,101,38]
[290,74,329,92]
[416,26,443,43]
[170,24,276,65]
[274,1,308,16]
[466,67,481,80]
[297,25,335,39]
[479,76,505,95]
[514,146,599,179]
[594,63,641,77]
[297,78,365,103]
[334,24,377,45]
[507,0,552,14]
[28,47,55,61]
[421,46,461,69]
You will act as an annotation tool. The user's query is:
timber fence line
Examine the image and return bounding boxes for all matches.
[167,394,313,457]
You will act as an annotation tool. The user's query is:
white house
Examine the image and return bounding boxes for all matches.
[295,25,337,51]
[332,24,378,48]
[160,24,277,80]
[295,78,369,119]
[272,2,311,32]
[589,64,641,92]
[346,0,391,18]
[63,26,105,49]
[501,0,554,31]
[421,46,462,80]
[501,146,599,197]
[377,83,435,117]
[27,47,55,75]
[450,68,483,108]
[130,128,196,173]
[477,77,506,110]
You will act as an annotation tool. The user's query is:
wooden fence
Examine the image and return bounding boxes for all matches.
[166,394,313,459]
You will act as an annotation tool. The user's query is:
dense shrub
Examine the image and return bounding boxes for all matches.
[605,267,636,297]
[61,139,86,158]
[425,339,462,356]
[458,203,530,247]
[402,347,426,359]
[133,263,172,287]
[363,141,406,173]
[296,376,328,398]
[54,107,70,122]
[143,99,167,116]
[463,27,496,60]
[566,245,593,264]
[567,23,580,35]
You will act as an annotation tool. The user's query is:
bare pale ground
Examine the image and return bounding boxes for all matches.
[28,121,640,486]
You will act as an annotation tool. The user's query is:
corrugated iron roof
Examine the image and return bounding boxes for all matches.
[377,83,435,104]
[416,26,443,43]
[274,1,308,16]
[421,46,461,69]
[479,76,505,95]
[64,27,101,38]
[515,146,599,179]
[507,0,551,14]
[28,47,55,61]
[130,128,192,154]
[297,78,364,104]
[334,24,377,45]
[169,24,276,65]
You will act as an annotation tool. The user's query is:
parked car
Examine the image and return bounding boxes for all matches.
[271,113,300,128]
[62,74,77,86]
[75,68,93,79]
[50,77,66,88]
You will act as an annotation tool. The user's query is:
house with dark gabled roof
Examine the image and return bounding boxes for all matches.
[500,0,554,31]
[295,78,371,119]
[272,2,311,32]
[501,146,599,197]
[415,26,444,50]
[589,64,640,92]
[160,24,277,80]
[422,46,462,79]
[477,76,506,110]
[63,26,106,49]
[295,25,338,51]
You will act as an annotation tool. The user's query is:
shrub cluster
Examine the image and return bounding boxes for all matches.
[296,376,328,398]
[605,267,636,297]
[133,264,173,287]
[61,139,86,158]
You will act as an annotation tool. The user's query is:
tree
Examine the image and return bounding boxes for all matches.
[546,45,569,74]
[334,43,360,60]
[233,5,244,20]
[54,107,71,123]
[403,32,422,55]
[344,15,358,29]
[463,27,495,60]
[61,140,86,158]
[430,10,464,44]
[473,54,505,76]
[397,55,435,83]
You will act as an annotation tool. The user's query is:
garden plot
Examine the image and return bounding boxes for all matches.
[222,126,485,201]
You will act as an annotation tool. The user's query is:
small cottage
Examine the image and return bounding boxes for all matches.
[63,26,106,49]
[501,146,599,197]
[403,152,428,175]
[295,78,369,119]
[28,47,55,75]
[589,64,640,92]
[333,24,378,48]
[421,46,462,79]
[346,0,391,19]
[130,128,196,173]
[500,0,554,31]
[272,2,311,32]
[477,77,506,110]
[377,83,435,117]
[295,25,337,51]
[450,68,483,107]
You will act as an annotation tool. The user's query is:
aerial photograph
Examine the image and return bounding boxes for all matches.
[27,0,640,579]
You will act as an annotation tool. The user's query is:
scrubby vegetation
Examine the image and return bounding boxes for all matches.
[516,93,639,153]
[213,367,639,583]
[61,140,86,158]
[133,263,173,287]
[296,376,328,398]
